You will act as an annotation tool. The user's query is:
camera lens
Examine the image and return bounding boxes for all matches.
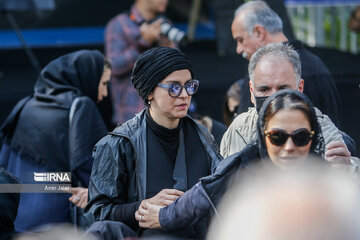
[160,22,187,46]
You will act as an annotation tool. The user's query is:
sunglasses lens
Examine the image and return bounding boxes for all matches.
[185,81,199,96]
[292,130,312,146]
[169,84,182,97]
[267,129,313,147]
[269,131,288,146]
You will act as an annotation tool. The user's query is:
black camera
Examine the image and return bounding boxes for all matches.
[160,21,187,46]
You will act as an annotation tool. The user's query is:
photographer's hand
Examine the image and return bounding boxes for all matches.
[158,35,176,48]
[140,19,163,45]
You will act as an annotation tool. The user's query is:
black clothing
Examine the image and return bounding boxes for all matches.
[112,201,141,228]
[84,221,137,240]
[146,109,181,163]
[85,109,222,233]
[236,76,252,115]
[146,109,211,196]
[159,143,261,235]
[146,127,178,197]
[0,167,19,240]
[182,122,211,189]
[159,90,327,236]
[1,50,106,173]
[236,40,341,127]
[0,50,108,231]
[209,119,227,146]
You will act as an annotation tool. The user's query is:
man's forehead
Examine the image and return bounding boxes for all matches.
[232,13,246,29]
[253,58,297,86]
[255,57,295,75]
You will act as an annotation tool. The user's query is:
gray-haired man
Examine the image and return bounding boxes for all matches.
[230,0,341,127]
[220,43,358,167]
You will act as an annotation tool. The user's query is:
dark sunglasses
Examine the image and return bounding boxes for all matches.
[264,128,315,147]
[157,80,199,98]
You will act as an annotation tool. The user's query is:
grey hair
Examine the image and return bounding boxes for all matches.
[248,43,302,85]
[234,0,283,36]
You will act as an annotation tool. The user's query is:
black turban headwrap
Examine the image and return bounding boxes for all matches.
[131,47,194,105]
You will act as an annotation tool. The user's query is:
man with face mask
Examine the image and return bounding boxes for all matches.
[220,43,358,167]
[230,0,341,127]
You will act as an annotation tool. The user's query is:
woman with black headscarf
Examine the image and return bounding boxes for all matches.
[85,47,222,238]
[135,89,329,237]
[0,50,110,231]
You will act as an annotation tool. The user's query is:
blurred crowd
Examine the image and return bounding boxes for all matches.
[1,0,360,240]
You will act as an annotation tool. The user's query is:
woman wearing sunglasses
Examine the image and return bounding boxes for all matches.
[85,47,222,238]
[135,89,330,237]
[258,89,324,170]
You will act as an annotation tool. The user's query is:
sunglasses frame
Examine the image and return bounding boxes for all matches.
[264,128,315,147]
[157,79,199,98]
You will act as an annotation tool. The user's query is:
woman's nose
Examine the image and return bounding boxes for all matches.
[283,137,296,151]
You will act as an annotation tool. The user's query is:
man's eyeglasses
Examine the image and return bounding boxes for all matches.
[157,80,199,98]
[264,128,315,147]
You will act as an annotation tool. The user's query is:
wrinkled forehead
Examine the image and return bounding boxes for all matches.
[253,57,297,86]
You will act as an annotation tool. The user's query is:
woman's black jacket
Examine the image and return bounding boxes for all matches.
[85,109,223,224]
[159,142,260,234]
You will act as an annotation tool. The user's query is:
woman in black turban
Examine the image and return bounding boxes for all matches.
[0,50,111,231]
[85,47,222,238]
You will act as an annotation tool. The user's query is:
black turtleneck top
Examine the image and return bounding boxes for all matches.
[145,109,209,197]
[146,109,181,164]
[114,109,210,231]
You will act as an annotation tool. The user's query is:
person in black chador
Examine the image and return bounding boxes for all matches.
[85,47,222,239]
[0,50,111,231]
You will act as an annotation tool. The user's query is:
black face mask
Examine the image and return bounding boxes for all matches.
[255,96,269,113]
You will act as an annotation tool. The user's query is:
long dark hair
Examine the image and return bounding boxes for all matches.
[223,80,242,127]
[257,89,325,158]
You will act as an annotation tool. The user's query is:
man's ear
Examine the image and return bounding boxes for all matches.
[249,81,255,105]
[253,25,266,42]
[298,79,305,93]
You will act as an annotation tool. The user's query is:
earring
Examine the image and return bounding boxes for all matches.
[148,100,151,105]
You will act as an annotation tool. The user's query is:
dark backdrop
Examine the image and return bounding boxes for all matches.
[1,41,359,156]
[0,0,359,155]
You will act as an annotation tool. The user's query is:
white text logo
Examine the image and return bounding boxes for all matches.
[34,172,71,182]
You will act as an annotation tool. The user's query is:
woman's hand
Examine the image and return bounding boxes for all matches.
[68,187,88,209]
[135,200,163,229]
[147,188,184,207]
[135,189,183,228]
